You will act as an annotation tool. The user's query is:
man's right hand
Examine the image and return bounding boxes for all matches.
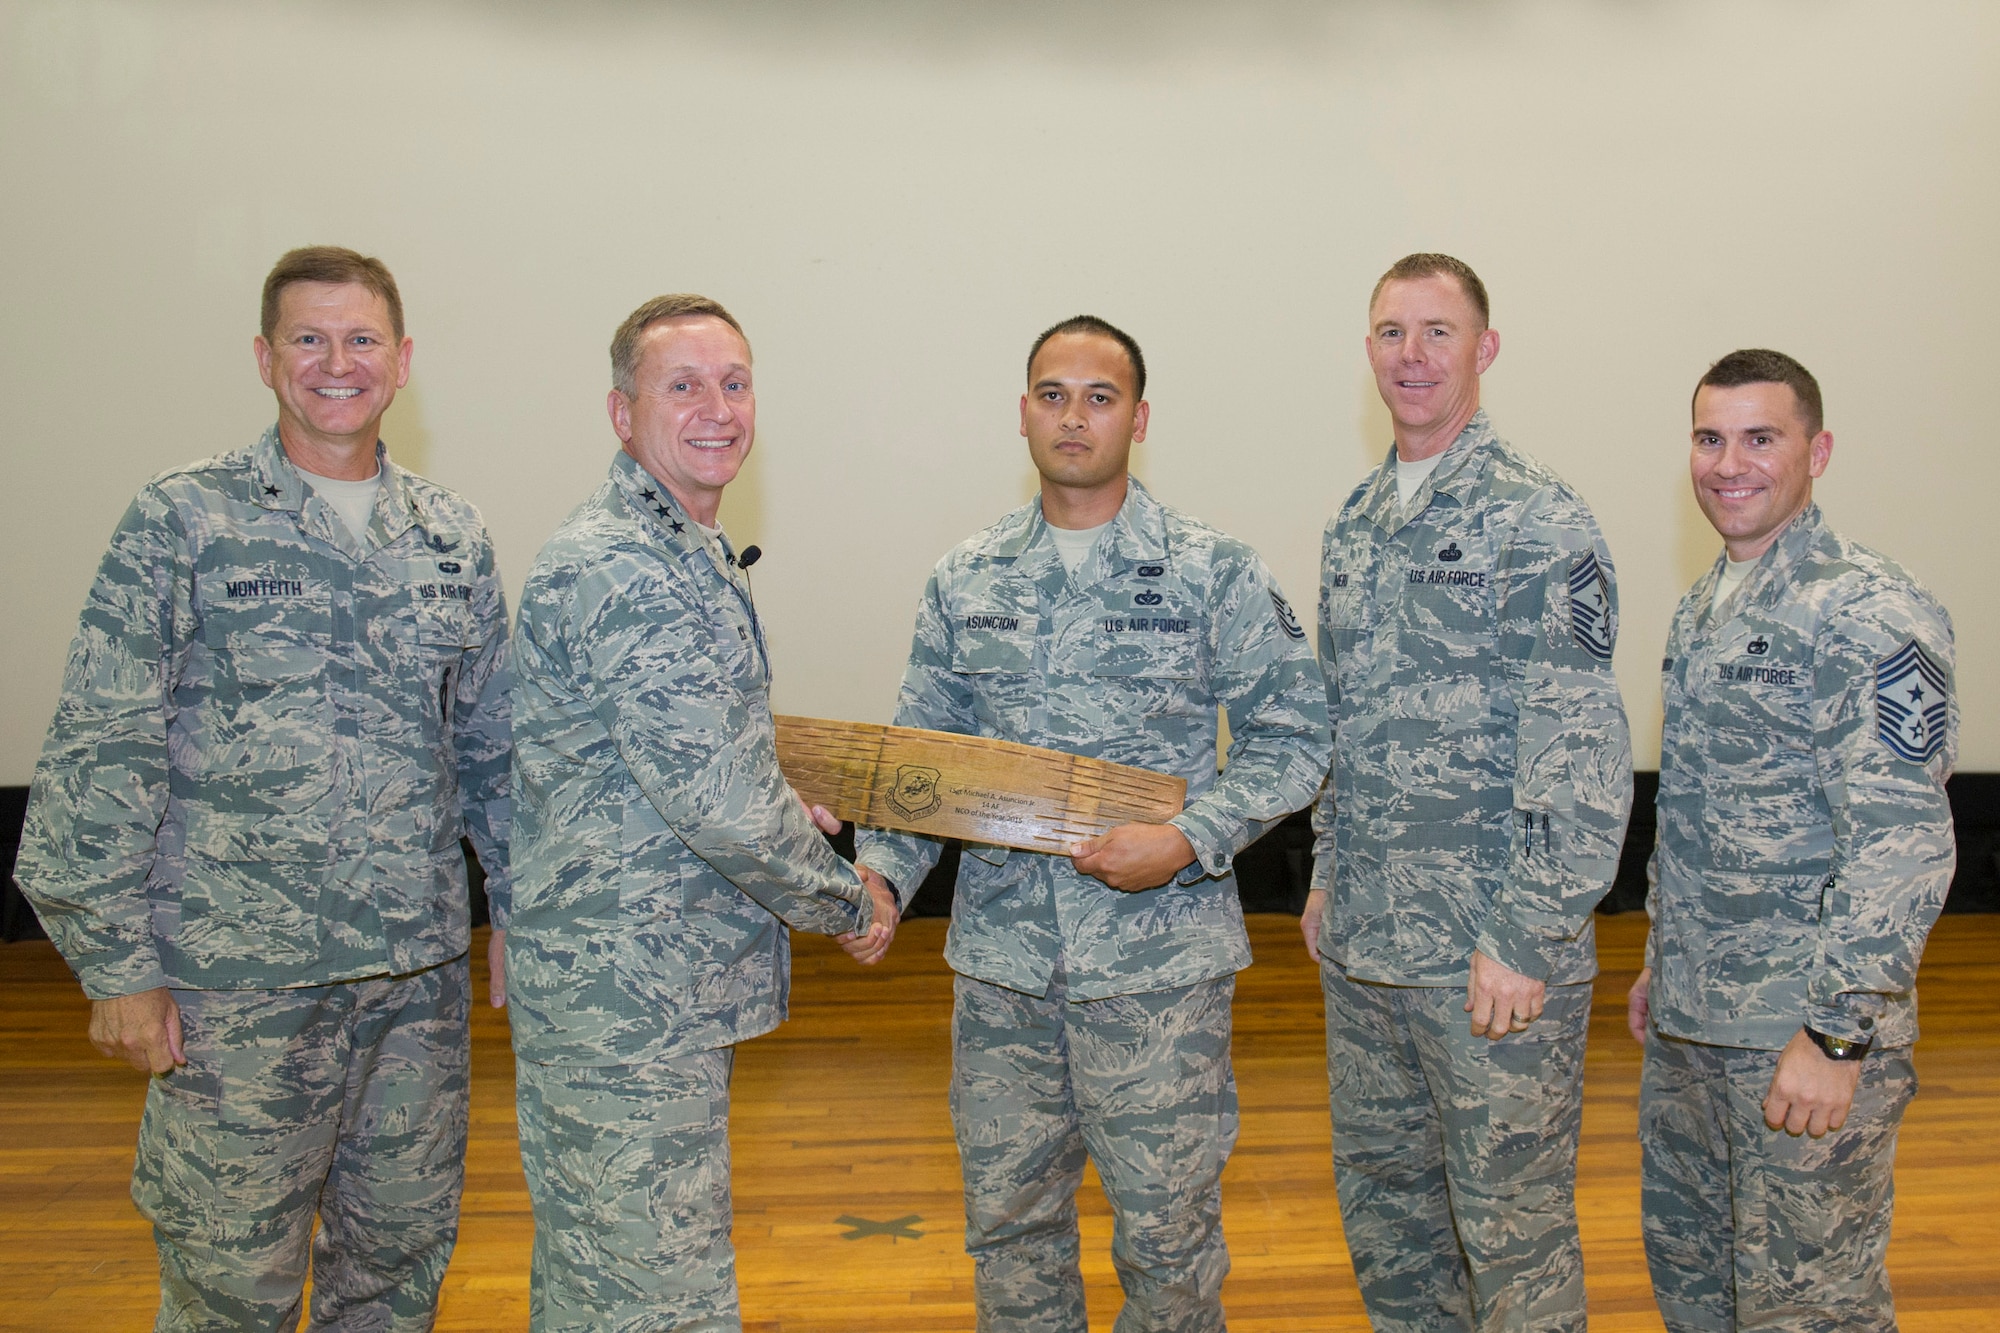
[89,987,185,1074]
[1627,967,1652,1044]
[1300,888,1326,962]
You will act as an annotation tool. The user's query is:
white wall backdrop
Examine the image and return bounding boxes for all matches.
[3,0,1995,781]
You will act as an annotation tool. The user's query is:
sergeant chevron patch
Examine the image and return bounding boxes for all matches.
[1875,638,1948,763]
[1567,551,1614,661]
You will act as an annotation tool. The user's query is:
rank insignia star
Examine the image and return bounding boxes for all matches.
[670,519,685,533]
[263,484,281,497]
[641,489,657,502]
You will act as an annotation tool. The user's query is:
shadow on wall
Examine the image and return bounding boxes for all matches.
[469,0,1515,66]
[383,378,435,480]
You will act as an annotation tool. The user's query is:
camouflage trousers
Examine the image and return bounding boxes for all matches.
[132,956,471,1333]
[952,967,1238,1333]
[1639,1032,1916,1332]
[1321,966,1590,1333]
[514,1048,738,1333]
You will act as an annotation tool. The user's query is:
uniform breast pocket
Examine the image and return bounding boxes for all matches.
[952,632,1035,676]
[199,592,334,688]
[1089,635,1201,754]
[952,631,1037,733]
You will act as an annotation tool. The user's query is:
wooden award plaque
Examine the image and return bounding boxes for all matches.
[774,715,1187,854]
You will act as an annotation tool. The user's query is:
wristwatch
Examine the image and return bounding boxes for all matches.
[1804,1026,1872,1061]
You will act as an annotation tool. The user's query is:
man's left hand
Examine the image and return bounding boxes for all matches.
[1464,949,1546,1040]
[1071,824,1195,892]
[1763,1028,1862,1137]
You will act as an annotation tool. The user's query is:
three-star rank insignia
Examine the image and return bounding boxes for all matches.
[1875,638,1948,764]
[1566,551,1614,662]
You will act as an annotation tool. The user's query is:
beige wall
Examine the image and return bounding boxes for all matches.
[3,0,1995,782]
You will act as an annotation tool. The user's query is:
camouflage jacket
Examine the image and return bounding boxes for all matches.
[17,427,512,997]
[1646,503,1956,1050]
[505,451,875,1067]
[856,478,1330,1001]
[1312,411,1634,986]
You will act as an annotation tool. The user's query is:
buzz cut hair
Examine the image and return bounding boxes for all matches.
[1696,348,1824,438]
[1369,253,1491,328]
[1026,315,1147,401]
[261,246,405,343]
[611,294,749,397]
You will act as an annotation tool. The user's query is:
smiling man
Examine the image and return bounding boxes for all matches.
[857,316,1329,1333]
[1306,253,1633,1331]
[1629,349,1955,1331]
[16,246,512,1330]
[503,294,896,1332]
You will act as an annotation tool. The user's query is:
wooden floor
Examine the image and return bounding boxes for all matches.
[3,913,1997,1331]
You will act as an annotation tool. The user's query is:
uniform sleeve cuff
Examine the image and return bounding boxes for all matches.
[1168,812,1227,880]
[1474,912,1558,982]
[78,960,171,1002]
[1804,997,1885,1045]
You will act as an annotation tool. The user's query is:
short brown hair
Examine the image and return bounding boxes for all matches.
[1369,253,1490,328]
[610,295,748,396]
[1026,315,1147,400]
[1695,348,1824,437]
[261,246,405,342]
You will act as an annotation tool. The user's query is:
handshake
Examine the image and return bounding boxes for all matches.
[801,800,901,966]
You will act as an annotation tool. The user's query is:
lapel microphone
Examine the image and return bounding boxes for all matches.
[738,545,762,570]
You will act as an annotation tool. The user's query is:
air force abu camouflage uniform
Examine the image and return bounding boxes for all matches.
[1312,411,1633,1332]
[857,478,1331,1333]
[1641,503,1955,1332]
[17,426,511,1331]
[506,450,878,1333]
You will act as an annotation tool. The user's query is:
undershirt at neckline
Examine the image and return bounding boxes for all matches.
[1395,450,1446,508]
[295,466,382,545]
[1049,520,1113,575]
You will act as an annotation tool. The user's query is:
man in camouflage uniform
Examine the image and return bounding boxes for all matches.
[504,294,897,1333]
[857,316,1331,1333]
[15,246,512,1331]
[1305,254,1633,1332]
[1628,349,1956,1332]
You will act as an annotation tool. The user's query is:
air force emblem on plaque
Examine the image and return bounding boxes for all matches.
[1875,639,1948,764]
[887,765,943,820]
[1566,552,1614,661]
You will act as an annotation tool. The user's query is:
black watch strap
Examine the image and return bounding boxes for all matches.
[1804,1026,1872,1061]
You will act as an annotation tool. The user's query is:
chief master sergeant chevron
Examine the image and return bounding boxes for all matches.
[503,294,897,1333]
[1305,253,1634,1332]
[1627,349,1956,1332]
[14,245,512,1331]
[857,315,1331,1333]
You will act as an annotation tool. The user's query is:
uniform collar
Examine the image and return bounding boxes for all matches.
[984,476,1168,562]
[610,449,705,555]
[250,424,425,552]
[982,477,1169,598]
[1354,408,1498,533]
[1699,501,1829,625]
